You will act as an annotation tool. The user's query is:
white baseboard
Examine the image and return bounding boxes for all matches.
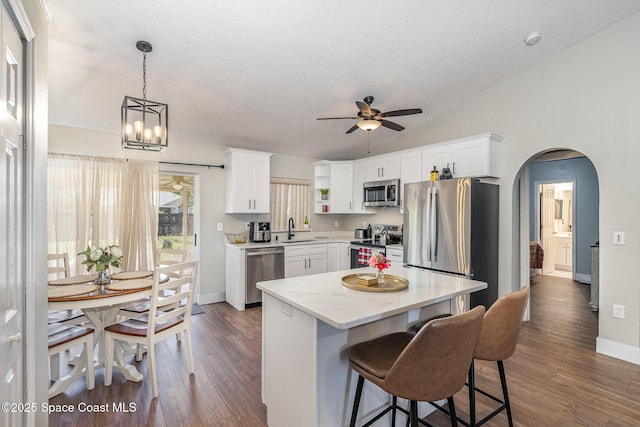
[197,291,226,305]
[575,273,591,284]
[596,337,640,365]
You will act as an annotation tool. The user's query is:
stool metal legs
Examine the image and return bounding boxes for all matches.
[468,360,513,427]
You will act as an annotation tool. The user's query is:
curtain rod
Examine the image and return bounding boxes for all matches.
[159,161,224,169]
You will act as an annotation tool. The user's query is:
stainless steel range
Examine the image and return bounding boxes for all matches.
[349,224,402,268]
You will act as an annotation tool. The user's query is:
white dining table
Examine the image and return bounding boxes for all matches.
[47,273,165,396]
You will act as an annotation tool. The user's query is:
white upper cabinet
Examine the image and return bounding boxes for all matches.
[364,154,401,181]
[400,150,422,213]
[330,162,354,213]
[421,145,453,181]
[225,148,272,213]
[314,161,354,214]
[351,159,368,214]
[421,133,502,180]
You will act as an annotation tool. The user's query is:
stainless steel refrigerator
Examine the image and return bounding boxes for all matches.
[403,178,499,308]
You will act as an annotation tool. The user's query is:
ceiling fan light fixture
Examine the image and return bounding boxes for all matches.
[122,41,169,152]
[357,119,381,132]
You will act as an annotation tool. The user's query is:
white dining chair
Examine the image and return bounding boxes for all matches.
[104,260,199,398]
[48,252,70,278]
[48,323,95,398]
[156,248,188,278]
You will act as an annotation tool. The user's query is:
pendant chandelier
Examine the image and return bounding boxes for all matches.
[121,41,168,151]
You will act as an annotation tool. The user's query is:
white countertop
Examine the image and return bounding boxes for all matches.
[257,265,486,329]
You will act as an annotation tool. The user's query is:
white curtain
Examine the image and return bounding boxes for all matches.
[270,179,310,231]
[48,154,158,273]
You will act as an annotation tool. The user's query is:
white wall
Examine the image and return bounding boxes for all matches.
[366,12,640,362]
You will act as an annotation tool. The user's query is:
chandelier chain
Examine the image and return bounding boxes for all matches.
[142,51,147,100]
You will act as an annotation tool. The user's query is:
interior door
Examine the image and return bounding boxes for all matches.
[0,8,25,427]
[541,184,555,274]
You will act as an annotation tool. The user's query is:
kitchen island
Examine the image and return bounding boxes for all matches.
[257,265,487,427]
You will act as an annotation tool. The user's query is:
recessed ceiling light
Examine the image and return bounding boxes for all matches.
[524,31,542,46]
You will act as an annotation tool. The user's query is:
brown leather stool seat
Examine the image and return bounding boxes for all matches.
[348,306,485,427]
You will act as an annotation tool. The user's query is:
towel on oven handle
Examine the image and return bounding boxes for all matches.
[358,247,372,266]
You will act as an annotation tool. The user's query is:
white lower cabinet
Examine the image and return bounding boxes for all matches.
[340,242,351,270]
[386,247,404,265]
[327,243,340,272]
[554,236,572,270]
[285,244,328,278]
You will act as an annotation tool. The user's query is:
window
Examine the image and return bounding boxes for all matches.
[270,178,310,231]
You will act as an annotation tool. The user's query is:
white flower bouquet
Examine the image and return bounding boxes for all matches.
[78,244,123,272]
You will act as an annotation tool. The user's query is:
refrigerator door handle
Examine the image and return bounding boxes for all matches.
[425,187,433,261]
[430,187,438,262]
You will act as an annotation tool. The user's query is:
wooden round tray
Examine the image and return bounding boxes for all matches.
[341,273,409,293]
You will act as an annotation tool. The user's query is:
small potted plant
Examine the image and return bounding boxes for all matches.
[303,216,310,229]
[320,188,329,200]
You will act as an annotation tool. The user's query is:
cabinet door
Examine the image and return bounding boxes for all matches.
[230,151,254,213]
[327,243,341,272]
[340,243,352,270]
[386,248,404,264]
[330,162,354,213]
[307,253,327,275]
[365,159,384,181]
[421,146,453,181]
[252,154,271,212]
[352,160,367,213]
[379,155,400,179]
[451,139,489,178]
[566,241,573,267]
[400,151,422,213]
[554,239,566,266]
[365,155,401,181]
[285,256,306,278]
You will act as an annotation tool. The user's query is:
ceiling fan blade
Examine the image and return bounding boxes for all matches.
[346,124,359,134]
[378,108,423,118]
[379,119,405,131]
[356,101,371,116]
[317,117,359,120]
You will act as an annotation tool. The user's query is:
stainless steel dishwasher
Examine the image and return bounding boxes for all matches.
[245,247,284,306]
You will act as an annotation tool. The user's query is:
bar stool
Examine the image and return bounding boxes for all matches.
[468,286,529,427]
[347,306,485,427]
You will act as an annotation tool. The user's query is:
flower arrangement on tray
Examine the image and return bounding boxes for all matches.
[369,250,390,284]
[78,244,122,284]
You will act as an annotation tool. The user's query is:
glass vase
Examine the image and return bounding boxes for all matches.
[96,268,110,285]
[376,269,385,285]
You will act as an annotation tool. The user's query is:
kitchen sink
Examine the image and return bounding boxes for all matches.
[281,239,314,244]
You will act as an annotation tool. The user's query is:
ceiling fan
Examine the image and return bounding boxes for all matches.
[317,96,422,134]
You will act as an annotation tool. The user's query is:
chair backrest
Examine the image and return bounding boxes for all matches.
[147,261,199,336]
[384,306,485,402]
[156,248,188,265]
[474,286,530,361]
[48,253,70,278]
[156,248,189,278]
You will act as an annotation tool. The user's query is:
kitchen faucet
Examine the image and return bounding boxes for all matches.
[288,217,295,240]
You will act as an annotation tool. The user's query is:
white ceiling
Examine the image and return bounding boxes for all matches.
[48,0,640,160]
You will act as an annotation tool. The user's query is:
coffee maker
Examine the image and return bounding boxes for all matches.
[249,222,271,242]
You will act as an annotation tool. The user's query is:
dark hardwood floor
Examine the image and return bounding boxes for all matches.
[49,275,640,426]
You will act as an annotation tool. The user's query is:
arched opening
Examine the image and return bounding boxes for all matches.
[515,148,600,337]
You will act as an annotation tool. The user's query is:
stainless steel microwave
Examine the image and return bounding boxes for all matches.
[363,179,400,207]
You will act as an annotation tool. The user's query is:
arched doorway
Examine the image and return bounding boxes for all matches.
[515,149,599,332]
